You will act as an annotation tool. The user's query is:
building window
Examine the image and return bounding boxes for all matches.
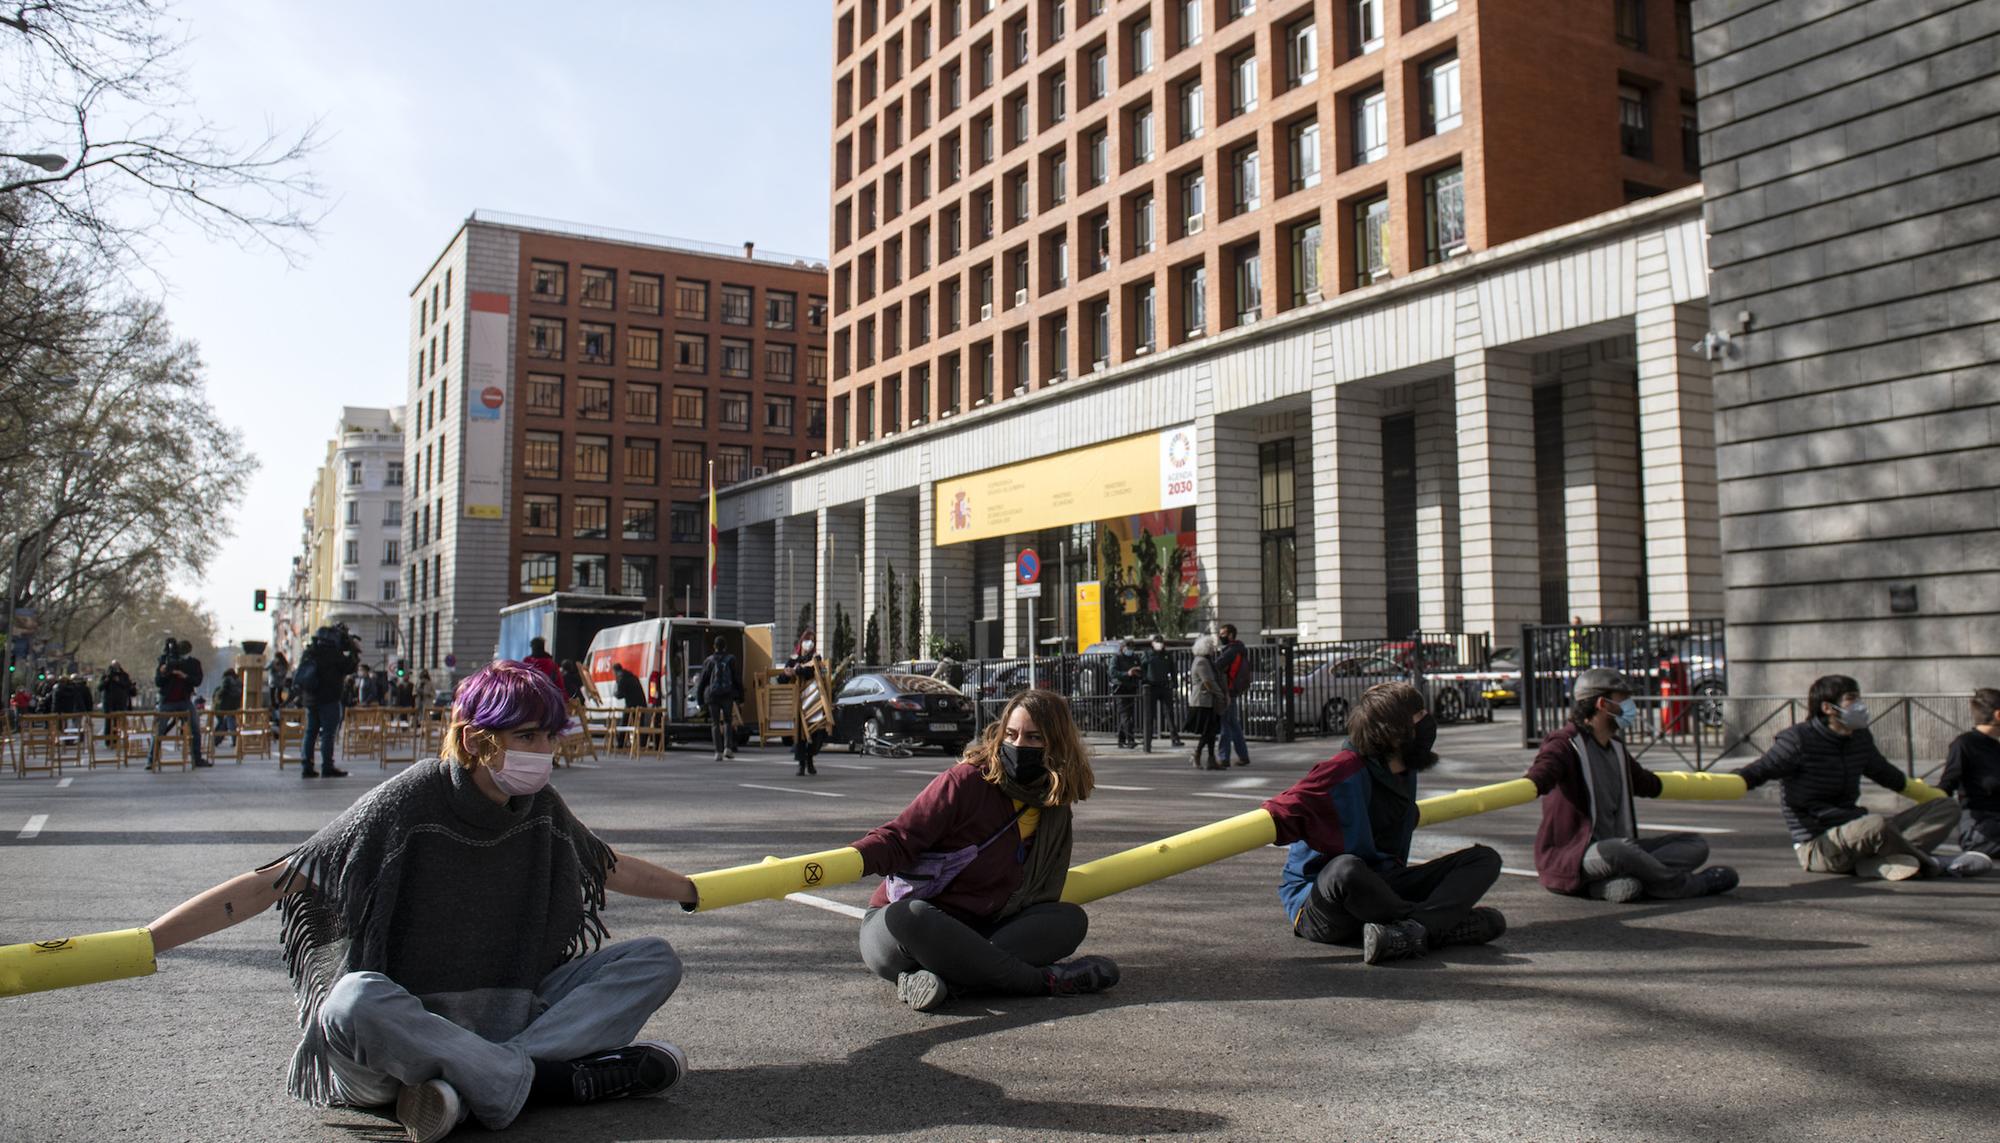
[1132,103,1155,164]
[1419,0,1458,20]
[626,381,660,424]
[386,460,403,488]
[1681,97,1701,173]
[574,434,610,483]
[764,447,794,470]
[1178,0,1201,46]
[578,377,612,420]
[1087,46,1108,100]
[571,553,608,594]
[1181,261,1206,337]
[622,499,658,541]
[573,496,609,540]
[674,333,707,372]
[1352,86,1387,165]
[524,430,562,479]
[629,272,663,314]
[620,556,656,599]
[1355,194,1391,284]
[1229,48,1257,116]
[1349,0,1383,56]
[1615,0,1646,49]
[672,386,706,428]
[765,395,795,434]
[625,437,660,484]
[627,327,662,369]
[669,502,702,544]
[1424,165,1467,264]
[720,285,753,325]
[1290,217,1322,306]
[1132,190,1155,254]
[528,317,564,360]
[1233,241,1262,324]
[1620,85,1653,159]
[524,372,563,415]
[675,278,709,320]
[1675,0,1695,60]
[520,552,557,595]
[1288,117,1320,190]
[720,338,753,378]
[530,260,566,303]
[1285,17,1317,87]
[1134,281,1156,352]
[1178,78,1204,141]
[1181,168,1205,235]
[766,290,796,330]
[579,266,615,309]
[1231,144,1260,215]
[523,493,559,536]
[578,322,613,365]
[1088,127,1109,186]
[717,445,750,485]
[1132,16,1154,74]
[343,539,358,565]
[345,499,360,525]
[1259,437,1298,630]
[341,579,357,601]
[1421,53,1461,135]
[766,343,796,383]
[806,397,827,438]
[719,390,751,432]
[672,442,704,486]
[806,347,828,386]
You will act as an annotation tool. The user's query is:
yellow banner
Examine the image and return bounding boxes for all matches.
[1075,582,1102,652]
[933,426,1198,546]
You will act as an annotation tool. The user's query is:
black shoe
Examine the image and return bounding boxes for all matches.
[1044,955,1121,996]
[1697,866,1739,895]
[323,765,349,778]
[796,764,807,776]
[806,760,817,775]
[554,1041,687,1103]
[1232,756,1250,767]
[1431,906,1507,948]
[192,759,212,768]
[896,969,951,1012]
[1361,919,1428,965]
[300,767,318,778]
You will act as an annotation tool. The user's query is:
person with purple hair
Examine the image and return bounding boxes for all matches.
[136,660,702,1142]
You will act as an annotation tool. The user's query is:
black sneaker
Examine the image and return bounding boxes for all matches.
[300,767,318,778]
[558,1041,687,1103]
[394,1078,466,1142]
[323,765,349,778]
[1697,866,1739,895]
[1361,919,1428,965]
[1430,906,1507,948]
[1044,955,1121,996]
[896,969,951,1012]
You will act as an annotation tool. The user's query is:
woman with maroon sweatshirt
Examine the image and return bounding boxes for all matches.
[852,688,1122,1013]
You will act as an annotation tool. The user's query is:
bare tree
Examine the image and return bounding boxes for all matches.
[0,0,324,268]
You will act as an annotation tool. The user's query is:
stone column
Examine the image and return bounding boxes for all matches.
[1637,301,1724,620]
[1562,349,1646,622]
[1194,412,1261,636]
[815,506,861,653]
[1308,382,1388,641]
[1288,415,1317,637]
[1413,381,1463,632]
[862,493,916,659]
[1454,346,1542,645]
[918,482,976,655]
[773,513,817,644]
[735,521,776,626]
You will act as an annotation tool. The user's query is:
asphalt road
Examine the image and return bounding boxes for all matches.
[2,714,1995,1143]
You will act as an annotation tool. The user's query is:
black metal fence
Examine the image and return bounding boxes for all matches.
[1617,693,1967,782]
[1519,618,1727,747]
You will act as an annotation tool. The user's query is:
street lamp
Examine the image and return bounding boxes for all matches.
[2,153,68,173]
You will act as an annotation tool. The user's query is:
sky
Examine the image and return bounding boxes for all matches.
[152,0,833,646]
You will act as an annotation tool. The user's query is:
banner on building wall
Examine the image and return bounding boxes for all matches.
[933,425,1199,547]
[1075,582,1102,653]
[463,291,510,520]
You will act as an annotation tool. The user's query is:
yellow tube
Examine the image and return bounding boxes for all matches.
[687,847,866,913]
[0,927,156,998]
[1416,778,1539,825]
[1901,777,1946,804]
[1062,809,1276,905]
[1654,771,1749,800]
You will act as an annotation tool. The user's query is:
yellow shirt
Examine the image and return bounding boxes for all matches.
[1012,799,1041,840]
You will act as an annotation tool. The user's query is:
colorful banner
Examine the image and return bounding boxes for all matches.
[463,291,510,520]
[934,425,1198,547]
[1074,581,1102,653]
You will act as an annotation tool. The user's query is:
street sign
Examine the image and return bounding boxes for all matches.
[1015,582,1043,599]
[444,653,458,668]
[1016,547,1041,585]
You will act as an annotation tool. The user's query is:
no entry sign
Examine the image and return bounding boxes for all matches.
[1016,548,1041,585]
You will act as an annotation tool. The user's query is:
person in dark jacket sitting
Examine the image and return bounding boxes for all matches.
[1526,669,1738,903]
[852,688,1119,1013]
[1938,687,2000,872]
[1734,674,1964,881]
[1261,681,1504,965]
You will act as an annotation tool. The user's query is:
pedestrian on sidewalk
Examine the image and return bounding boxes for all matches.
[1734,674,1970,880]
[694,637,741,761]
[1938,687,2000,868]
[778,629,830,776]
[297,625,358,779]
[1526,668,1739,903]
[1186,635,1226,770]
[135,659,700,1141]
[1110,639,1143,749]
[1142,634,1181,748]
[1212,624,1253,766]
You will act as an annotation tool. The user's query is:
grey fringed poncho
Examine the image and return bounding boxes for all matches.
[269,759,616,1104]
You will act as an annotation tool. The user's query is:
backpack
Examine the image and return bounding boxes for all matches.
[1223,646,1255,694]
[292,653,320,700]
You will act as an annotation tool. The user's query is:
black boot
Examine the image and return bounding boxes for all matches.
[1044,955,1120,996]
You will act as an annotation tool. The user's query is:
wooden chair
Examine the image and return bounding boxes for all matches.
[275,708,307,769]
[205,710,240,764]
[15,714,62,778]
[584,706,620,755]
[555,698,600,767]
[50,716,95,770]
[380,708,421,767]
[342,706,385,764]
[613,706,662,758]
[234,709,275,761]
[421,707,449,757]
[147,710,194,770]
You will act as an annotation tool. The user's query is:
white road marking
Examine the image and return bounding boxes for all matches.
[1501,867,1537,878]
[1647,823,1734,834]
[1192,792,1267,801]
[739,783,844,798]
[56,778,73,788]
[1220,776,1270,789]
[897,768,943,777]
[19,814,48,839]
[1095,783,1154,792]
[826,763,874,771]
[785,892,867,919]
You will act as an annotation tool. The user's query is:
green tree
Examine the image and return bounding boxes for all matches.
[1097,528,1128,639]
[884,561,902,663]
[794,602,814,647]
[831,603,855,665]
[863,610,881,665]
[905,572,924,663]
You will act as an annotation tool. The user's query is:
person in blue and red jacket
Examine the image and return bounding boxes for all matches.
[1261,681,1504,965]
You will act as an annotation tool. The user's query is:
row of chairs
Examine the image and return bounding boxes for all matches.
[3,707,453,777]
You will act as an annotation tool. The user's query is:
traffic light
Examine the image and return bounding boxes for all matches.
[395,659,408,679]
[253,589,267,612]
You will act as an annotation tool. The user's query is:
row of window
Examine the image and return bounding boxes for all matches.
[519,551,692,599]
[519,495,716,544]
[527,261,828,329]
[521,318,830,383]
[520,375,828,437]
[339,539,402,566]
[519,432,796,487]
[417,266,454,335]
[338,579,401,603]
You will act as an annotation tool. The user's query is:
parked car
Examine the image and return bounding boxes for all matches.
[1484,646,1521,707]
[833,671,977,754]
[1256,652,1490,734]
[1655,631,1727,726]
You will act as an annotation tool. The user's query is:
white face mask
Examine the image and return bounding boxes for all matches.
[800,641,815,656]
[489,748,554,796]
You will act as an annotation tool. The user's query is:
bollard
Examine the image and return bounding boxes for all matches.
[686,847,866,912]
[0,927,156,998]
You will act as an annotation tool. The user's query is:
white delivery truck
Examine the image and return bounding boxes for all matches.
[583,617,774,745]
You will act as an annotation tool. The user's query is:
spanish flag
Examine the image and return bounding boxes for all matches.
[706,459,718,618]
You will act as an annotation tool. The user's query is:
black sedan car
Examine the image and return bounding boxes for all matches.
[834,671,978,755]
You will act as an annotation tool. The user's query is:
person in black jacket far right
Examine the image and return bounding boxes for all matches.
[1938,687,2000,870]
[1733,674,1967,881]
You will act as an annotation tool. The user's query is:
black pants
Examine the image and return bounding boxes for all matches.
[1114,691,1139,744]
[705,699,734,755]
[1145,686,1180,745]
[1293,846,1502,946]
[792,728,826,765]
[859,899,1087,995]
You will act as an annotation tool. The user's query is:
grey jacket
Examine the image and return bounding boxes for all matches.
[1189,656,1225,709]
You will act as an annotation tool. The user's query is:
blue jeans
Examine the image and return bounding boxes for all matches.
[1217,701,1249,762]
[313,937,682,1129]
[302,701,342,767]
[150,698,204,765]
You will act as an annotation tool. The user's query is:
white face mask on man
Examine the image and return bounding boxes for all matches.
[489,748,554,796]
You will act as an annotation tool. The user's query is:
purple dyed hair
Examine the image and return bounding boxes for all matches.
[451,660,568,733]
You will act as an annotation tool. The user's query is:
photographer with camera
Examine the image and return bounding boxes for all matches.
[150,638,208,769]
[295,624,360,779]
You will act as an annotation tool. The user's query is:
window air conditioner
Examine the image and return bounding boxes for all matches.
[1134,344,1151,356]
[980,302,993,320]
[1014,288,1028,306]
[750,465,769,478]
[1092,357,1109,372]
[1186,214,1204,234]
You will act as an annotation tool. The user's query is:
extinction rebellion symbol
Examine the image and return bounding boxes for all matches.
[802,862,825,886]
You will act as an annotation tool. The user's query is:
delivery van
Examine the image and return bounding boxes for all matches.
[583,618,774,743]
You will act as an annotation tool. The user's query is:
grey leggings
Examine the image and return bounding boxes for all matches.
[1582,832,1711,898]
[859,898,1086,995]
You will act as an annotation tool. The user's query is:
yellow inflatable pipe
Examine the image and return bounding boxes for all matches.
[1902,777,1946,804]
[0,927,156,998]
[687,847,866,913]
[1654,771,1748,800]
[1061,809,1276,906]
[1417,778,1539,825]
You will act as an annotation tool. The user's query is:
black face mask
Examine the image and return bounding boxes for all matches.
[1404,714,1441,772]
[1000,741,1048,785]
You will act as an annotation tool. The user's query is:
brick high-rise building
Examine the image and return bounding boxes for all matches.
[826,0,1698,449]
[402,213,828,679]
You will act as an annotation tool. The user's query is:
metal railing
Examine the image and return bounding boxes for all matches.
[1520,618,1726,746]
[1600,693,1966,783]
